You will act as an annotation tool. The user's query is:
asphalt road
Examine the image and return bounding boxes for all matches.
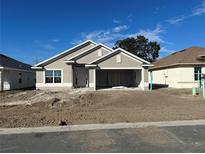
[0,125,205,152]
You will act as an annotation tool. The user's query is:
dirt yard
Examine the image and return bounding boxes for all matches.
[0,88,205,128]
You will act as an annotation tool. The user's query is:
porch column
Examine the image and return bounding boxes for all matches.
[70,65,74,88]
[93,69,96,91]
[141,68,145,90]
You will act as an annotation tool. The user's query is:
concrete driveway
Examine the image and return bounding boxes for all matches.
[0,125,205,152]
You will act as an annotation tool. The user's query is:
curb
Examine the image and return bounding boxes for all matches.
[0,119,205,135]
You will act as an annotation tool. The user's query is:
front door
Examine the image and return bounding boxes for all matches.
[74,66,88,88]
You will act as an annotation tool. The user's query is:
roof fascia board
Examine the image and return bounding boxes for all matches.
[66,45,99,61]
[121,52,143,64]
[117,48,151,64]
[142,64,154,67]
[31,66,43,69]
[89,48,151,65]
[64,60,75,64]
[34,40,97,67]
[150,63,205,70]
[0,67,34,72]
[66,43,113,61]
[85,64,97,67]
[98,43,113,52]
[89,50,117,64]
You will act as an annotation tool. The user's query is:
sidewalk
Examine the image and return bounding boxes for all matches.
[1,119,205,135]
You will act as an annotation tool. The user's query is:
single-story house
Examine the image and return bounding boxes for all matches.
[150,46,205,88]
[32,40,152,90]
[0,54,36,91]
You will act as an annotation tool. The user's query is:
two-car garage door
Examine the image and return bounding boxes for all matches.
[96,69,141,89]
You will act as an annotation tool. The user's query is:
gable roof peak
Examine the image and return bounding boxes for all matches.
[34,40,97,67]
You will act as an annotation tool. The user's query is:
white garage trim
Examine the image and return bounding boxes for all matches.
[93,69,96,91]
[99,67,143,70]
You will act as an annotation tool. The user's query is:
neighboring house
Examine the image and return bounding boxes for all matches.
[0,54,36,91]
[150,46,205,88]
[32,40,152,90]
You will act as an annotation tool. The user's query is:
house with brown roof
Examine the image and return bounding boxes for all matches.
[0,54,35,91]
[150,46,205,88]
[32,40,152,90]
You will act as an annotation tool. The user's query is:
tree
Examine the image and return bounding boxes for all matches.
[113,35,160,62]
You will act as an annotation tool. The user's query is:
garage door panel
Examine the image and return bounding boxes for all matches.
[96,70,107,87]
[96,70,137,88]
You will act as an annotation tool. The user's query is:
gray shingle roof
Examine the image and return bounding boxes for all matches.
[0,54,32,71]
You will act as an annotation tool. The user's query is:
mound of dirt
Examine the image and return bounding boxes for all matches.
[0,89,205,128]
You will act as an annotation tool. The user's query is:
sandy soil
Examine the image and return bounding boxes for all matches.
[0,88,205,128]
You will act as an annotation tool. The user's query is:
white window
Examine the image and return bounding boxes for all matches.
[116,55,122,63]
[194,67,202,81]
[45,70,62,83]
[97,49,102,57]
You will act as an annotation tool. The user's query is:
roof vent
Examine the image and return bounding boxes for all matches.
[197,55,205,61]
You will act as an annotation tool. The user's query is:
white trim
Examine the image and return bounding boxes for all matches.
[98,43,114,52]
[98,67,142,70]
[0,67,34,72]
[144,82,149,88]
[89,83,94,87]
[116,48,151,64]
[89,48,151,65]
[85,64,97,67]
[34,40,97,66]
[93,69,96,90]
[142,64,154,67]
[36,83,72,88]
[89,49,114,64]
[141,67,145,90]
[66,44,112,61]
[31,66,43,69]
[44,69,64,84]
[121,52,142,64]
[66,45,98,61]
[178,81,198,83]
[150,63,205,70]
[64,60,75,64]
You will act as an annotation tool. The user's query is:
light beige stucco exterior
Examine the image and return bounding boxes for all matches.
[151,66,205,88]
[97,52,142,68]
[76,47,110,64]
[34,41,151,90]
[88,69,94,87]
[35,44,95,89]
